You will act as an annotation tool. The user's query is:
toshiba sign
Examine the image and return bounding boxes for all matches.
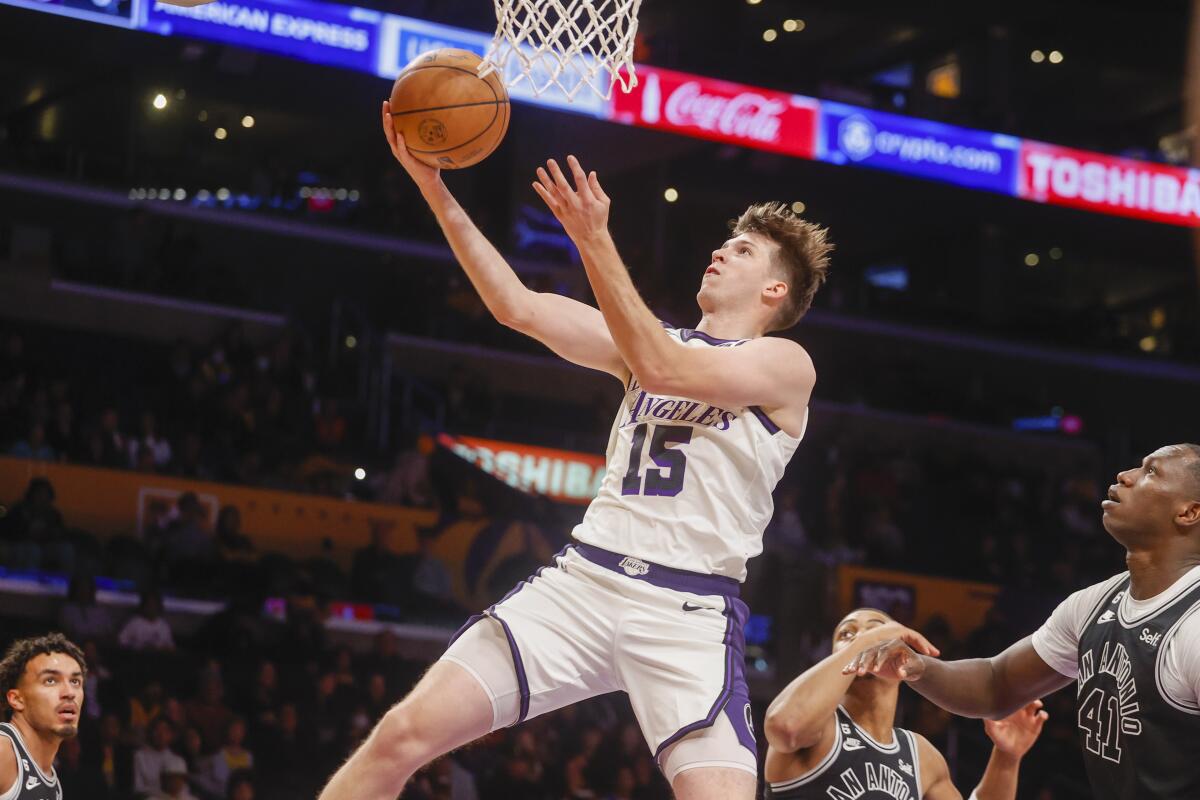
[610,65,818,159]
[1019,141,1200,226]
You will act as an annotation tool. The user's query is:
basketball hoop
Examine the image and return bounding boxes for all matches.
[480,0,643,102]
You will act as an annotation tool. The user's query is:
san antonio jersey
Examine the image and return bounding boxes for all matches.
[1075,573,1200,799]
[766,706,922,800]
[572,326,806,581]
[0,723,62,800]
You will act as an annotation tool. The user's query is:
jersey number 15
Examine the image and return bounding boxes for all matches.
[621,423,692,497]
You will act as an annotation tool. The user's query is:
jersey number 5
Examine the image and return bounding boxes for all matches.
[621,423,692,497]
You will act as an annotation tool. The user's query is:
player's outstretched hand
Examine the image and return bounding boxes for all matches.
[984,700,1048,759]
[532,155,611,244]
[381,100,441,190]
[841,627,938,681]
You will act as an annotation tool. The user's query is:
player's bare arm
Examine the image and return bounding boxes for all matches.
[914,735,963,800]
[970,701,1048,800]
[0,737,14,795]
[764,621,937,756]
[532,156,813,432]
[380,103,627,381]
[843,635,1072,719]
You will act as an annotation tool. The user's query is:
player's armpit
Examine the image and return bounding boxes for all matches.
[639,336,814,426]
[914,735,963,800]
[505,291,629,381]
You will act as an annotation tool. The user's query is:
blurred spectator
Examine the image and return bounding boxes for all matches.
[1,477,69,570]
[57,734,110,797]
[85,712,134,797]
[46,399,77,460]
[410,530,458,613]
[134,717,184,797]
[153,761,199,800]
[198,717,254,799]
[128,681,166,745]
[80,640,114,721]
[58,574,118,645]
[87,406,128,468]
[162,493,216,581]
[215,506,255,562]
[226,772,256,800]
[7,420,55,460]
[130,411,173,471]
[187,673,235,753]
[118,590,176,652]
[313,398,347,452]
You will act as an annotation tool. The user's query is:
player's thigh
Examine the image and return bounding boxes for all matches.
[672,765,757,800]
[441,561,620,729]
[373,659,495,764]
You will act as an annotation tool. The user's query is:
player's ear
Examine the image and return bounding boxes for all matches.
[763,279,789,300]
[1177,499,1200,529]
[6,688,23,714]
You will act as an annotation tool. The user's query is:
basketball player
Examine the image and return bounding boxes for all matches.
[843,443,1200,799]
[0,633,87,800]
[318,108,832,800]
[764,609,1046,799]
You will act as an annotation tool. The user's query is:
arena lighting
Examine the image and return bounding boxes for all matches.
[1140,336,1157,352]
[216,187,231,201]
[348,190,360,201]
[1150,307,1167,329]
[198,110,208,122]
[354,467,367,480]
[791,200,806,214]
[1030,49,1045,63]
[195,189,211,201]
[663,187,679,202]
[1024,253,1040,266]
[214,127,228,140]
[1049,50,1064,64]
[173,188,186,200]
[335,188,348,200]
[174,89,186,100]
[782,19,797,32]
[762,28,778,42]
[241,115,255,128]
[345,335,358,348]
[1049,246,1064,260]
[745,0,762,5]
[152,93,167,110]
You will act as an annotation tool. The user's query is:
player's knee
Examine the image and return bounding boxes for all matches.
[370,704,430,768]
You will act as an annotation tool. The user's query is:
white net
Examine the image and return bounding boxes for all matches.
[481,0,644,102]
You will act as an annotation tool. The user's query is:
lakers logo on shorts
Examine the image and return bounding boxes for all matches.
[618,556,650,577]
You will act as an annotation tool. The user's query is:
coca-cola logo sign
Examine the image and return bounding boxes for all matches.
[662,81,786,144]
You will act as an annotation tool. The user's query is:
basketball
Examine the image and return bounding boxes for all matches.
[389,48,511,169]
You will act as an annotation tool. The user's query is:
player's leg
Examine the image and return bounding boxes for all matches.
[672,766,758,800]
[317,658,493,800]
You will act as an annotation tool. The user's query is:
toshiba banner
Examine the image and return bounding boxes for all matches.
[610,65,819,159]
[1019,140,1200,226]
[437,433,605,505]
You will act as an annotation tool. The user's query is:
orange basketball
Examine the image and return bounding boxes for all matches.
[389,49,511,169]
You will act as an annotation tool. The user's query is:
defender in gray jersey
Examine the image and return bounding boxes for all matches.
[316,108,832,800]
[764,609,1044,800]
[0,634,86,800]
[845,443,1200,800]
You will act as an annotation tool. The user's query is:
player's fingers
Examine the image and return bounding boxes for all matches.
[903,630,938,657]
[566,155,592,198]
[381,102,400,151]
[535,167,559,199]
[547,159,576,199]
[531,181,559,211]
[588,171,609,203]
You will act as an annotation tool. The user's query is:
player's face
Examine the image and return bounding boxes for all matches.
[697,232,783,312]
[831,609,891,654]
[7,653,84,738]
[1102,445,1200,541]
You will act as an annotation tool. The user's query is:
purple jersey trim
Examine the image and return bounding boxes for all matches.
[573,543,740,597]
[748,405,782,434]
[487,611,531,723]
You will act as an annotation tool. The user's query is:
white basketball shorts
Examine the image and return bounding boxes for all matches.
[440,543,757,782]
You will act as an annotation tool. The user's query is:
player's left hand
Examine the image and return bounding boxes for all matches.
[532,155,611,244]
[984,700,1048,758]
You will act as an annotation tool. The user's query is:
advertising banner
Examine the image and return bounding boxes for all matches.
[437,433,605,505]
[610,65,819,159]
[1019,140,1200,227]
[837,564,999,639]
[145,0,381,74]
[820,102,1020,194]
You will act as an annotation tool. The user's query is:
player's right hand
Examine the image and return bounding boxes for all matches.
[841,625,937,681]
[381,100,441,189]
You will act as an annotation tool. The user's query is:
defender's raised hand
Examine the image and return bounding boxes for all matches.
[984,700,1048,759]
[842,632,938,681]
[532,155,611,243]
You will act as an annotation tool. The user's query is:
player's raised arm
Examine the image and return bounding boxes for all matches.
[764,620,938,754]
[381,102,627,381]
[532,155,826,428]
[842,636,1071,720]
[970,701,1048,800]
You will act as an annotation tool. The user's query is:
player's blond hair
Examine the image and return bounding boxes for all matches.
[731,202,832,332]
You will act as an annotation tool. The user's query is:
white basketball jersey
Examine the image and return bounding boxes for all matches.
[571,327,806,581]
